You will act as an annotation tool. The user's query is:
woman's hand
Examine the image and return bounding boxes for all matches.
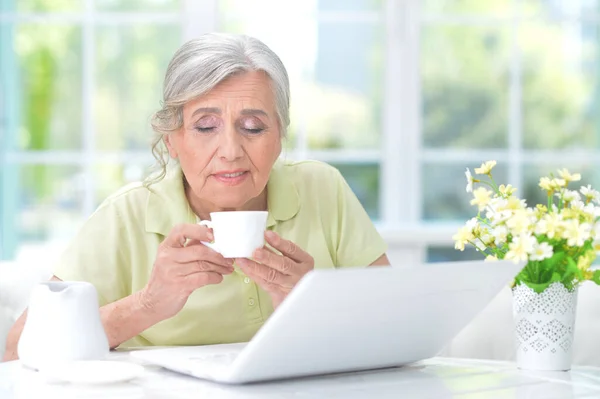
[236,231,314,309]
[140,224,235,321]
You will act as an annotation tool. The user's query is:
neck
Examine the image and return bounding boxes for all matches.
[184,178,268,221]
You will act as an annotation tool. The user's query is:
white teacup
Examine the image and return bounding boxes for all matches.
[199,211,269,258]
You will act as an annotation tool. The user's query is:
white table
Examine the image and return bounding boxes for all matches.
[2,352,600,398]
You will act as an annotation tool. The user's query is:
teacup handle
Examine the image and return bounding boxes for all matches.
[198,220,219,252]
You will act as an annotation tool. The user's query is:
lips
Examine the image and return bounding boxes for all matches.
[219,171,245,178]
[212,170,249,186]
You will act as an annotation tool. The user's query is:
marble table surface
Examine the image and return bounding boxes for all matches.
[1,351,600,398]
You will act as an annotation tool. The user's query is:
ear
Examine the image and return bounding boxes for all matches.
[164,133,179,159]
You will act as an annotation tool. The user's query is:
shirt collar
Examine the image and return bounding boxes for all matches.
[145,160,300,235]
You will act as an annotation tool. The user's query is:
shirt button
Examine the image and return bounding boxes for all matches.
[248,298,255,306]
[244,277,250,284]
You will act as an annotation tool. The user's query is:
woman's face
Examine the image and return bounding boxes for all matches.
[165,71,282,211]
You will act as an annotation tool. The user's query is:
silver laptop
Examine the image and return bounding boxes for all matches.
[130,259,524,384]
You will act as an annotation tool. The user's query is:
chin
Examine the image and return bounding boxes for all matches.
[214,194,253,209]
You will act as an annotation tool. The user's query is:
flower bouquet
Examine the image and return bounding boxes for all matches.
[453,161,600,371]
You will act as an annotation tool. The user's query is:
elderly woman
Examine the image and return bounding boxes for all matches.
[3,33,389,360]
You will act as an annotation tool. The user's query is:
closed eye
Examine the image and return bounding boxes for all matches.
[195,127,216,133]
[244,128,264,134]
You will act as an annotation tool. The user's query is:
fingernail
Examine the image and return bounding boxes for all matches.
[207,231,214,241]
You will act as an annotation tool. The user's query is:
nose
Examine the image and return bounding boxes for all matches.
[217,126,244,162]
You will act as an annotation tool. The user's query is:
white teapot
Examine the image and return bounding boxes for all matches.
[18,281,109,371]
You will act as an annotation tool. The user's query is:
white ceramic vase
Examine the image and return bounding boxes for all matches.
[18,281,109,371]
[512,281,578,371]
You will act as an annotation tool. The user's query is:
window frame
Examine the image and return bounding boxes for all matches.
[2,0,598,263]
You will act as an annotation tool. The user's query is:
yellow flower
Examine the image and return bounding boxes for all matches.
[558,168,581,183]
[498,184,517,196]
[539,177,553,191]
[485,255,498,262]
[534,204,548,218]
[474,160,497,175]
[551,178,567,189]
[453,225,475,251]
[577,251,595,271]
[470,187,493,211]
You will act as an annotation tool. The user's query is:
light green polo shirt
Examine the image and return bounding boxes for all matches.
[53,159,387,348]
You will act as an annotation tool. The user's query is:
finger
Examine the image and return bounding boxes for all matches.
[247,274,281,295]
[172,260,234,277]
[252,247,296,275]
[264,231,311,263]
[237,258,294,288]
[162,224,214,248]
[184,272,224,290]
[166,244,234,267]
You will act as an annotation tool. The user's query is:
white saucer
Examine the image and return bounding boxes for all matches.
[43,360,145,385]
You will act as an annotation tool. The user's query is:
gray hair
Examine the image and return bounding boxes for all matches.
[146,33,290,184]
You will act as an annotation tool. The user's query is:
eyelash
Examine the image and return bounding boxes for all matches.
[194,127,264,134]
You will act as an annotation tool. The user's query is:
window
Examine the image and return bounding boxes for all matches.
[421,0,600,262]
[1,0,600,266]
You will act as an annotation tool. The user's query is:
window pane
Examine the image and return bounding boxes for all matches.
[422,162,508,221]
[221,8,383,150]
[427,246,482,263]
[522,162,600,209]
[423,0,512,15]
[331,162,380,219]
[521,21,600,150]
[11,164,83,247]
[1,0,81,12]
[421,26,510,149]
[95,25,181,151]
[522,0,600,17]
[94,162,151,206]
[12,24,83,150]
[95,0,180,11]
[317,0,382,12]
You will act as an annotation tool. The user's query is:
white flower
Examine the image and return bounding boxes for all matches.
[485,255,498,262]
[506,209,533,235]
[465,168,475,193]
[529,242,554,261]
[581,185,600,202]
[556,189,580,203]
[492,225,508,246]
[583,203,600,219]
[562,220,592,247]
[470,187,493,211]
[570,200,585,211]
[593,223,600,245]
[505,234,536,262]
[535,213,563,239]
[466,217,479,230]
[474,160,497,175]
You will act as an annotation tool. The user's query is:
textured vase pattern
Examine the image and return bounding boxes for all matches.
[512,282,577,371]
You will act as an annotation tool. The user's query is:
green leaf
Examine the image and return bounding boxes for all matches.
[592,270,600,286]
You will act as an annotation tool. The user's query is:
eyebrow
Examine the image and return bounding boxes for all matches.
[191,107,269,118]
[240,109,268,117]
[191,107,221,117]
